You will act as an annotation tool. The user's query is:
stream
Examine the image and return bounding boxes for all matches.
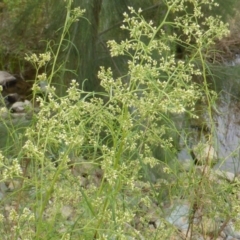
[177,58,240,175]
[205,59,240,174]
[214,92,240,173]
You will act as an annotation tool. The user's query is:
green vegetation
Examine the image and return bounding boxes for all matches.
[0,0,240,239]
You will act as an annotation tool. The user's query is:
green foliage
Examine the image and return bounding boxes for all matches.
[0,0,237,89]
[0,0,239,239]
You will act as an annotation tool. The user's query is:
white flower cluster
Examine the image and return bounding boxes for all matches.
[25,52,51,68]
[2,159,22,179]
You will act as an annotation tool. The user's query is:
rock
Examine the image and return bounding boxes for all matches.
[214,170,236,182]
[192,142,217,166]
[4,93,21,108]
[11,112,27,119]
[224,221,240,239]
[61,205,73,219]
[164,200,191,231]
[10,100,33,113]
[7,180,22,191]
[0,71,16,86]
